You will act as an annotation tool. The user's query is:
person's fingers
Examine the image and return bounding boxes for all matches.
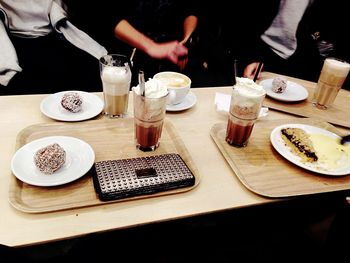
[168,51,178,64]
[244,63,259,79]
[346,196,350,204]
[178,57,188,71]
[174,44,188,57]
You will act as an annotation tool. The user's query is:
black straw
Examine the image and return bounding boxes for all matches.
[232,59,238,86]
[253,62,263,82]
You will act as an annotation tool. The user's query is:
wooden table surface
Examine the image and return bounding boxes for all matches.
[1,72,349,247]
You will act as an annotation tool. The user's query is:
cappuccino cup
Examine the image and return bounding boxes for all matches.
[153,71,191,105]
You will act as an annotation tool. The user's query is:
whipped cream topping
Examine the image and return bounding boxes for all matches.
[235,77,266,97]
[230,77,266,119]
[233,78,265,104]
[134,78,168,98]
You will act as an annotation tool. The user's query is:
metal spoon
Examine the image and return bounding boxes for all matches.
[138,70,145,97]
[340,135,350,145]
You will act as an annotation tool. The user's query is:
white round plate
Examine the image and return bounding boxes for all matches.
[270,124,350,176]
[166,91,197,111]
[260,79,309,102]
[11,136,95,186]
[40,91,104,121]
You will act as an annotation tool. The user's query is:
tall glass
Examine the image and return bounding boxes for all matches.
[133,88,168,151]
[99,54,132,118]
[226,78,266,147]
[312,57,350,109]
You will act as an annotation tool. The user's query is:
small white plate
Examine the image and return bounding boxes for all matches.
[270,124,350,176]
[260,79,309,102]
[166,91,197,111]
[40,91,104,121]
[11,136,95,186]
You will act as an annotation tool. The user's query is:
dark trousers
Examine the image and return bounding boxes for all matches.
[255,39,323,82]
[0,33,102,95]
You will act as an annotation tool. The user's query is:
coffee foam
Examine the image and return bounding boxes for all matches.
[324,58,350,77]
[154,72,190,88]
[102,66,131,96]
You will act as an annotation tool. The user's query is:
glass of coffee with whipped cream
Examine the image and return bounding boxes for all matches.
[133,78,168,151]
[312,57,350,110]
[99,54,132,118]
[226,77,266,147]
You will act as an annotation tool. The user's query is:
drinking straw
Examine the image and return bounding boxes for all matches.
[138,70,146,96]
[232,59,238,86]
[130,48,136,66]
[253,62,263,82]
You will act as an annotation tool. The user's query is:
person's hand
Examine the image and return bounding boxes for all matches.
[346,196,350,204]
[244,62,264,80]
[177,56,188,71]
[147,41,188,64]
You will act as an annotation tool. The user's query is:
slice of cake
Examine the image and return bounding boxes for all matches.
[281,128,318,163]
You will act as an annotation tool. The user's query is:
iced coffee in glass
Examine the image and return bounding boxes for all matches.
[133,78,168,151]
[312,57,350,109]
[226,77,266,147]
[99,54,132,118]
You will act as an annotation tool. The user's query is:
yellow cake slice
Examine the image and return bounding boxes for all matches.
[281,128,318,163]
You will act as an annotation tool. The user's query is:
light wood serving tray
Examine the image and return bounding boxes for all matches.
[210,118,350,198]
[9,118,200,213]
[259,72,350,128]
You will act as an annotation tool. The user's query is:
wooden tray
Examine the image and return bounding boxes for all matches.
[9,118,200,213]
[210,118,350,198]
[259,72,350,128]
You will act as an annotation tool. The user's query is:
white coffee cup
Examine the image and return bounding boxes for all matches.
[153,71,191,105]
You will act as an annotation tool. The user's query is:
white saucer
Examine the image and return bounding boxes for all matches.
[260,79,309,102]
[40,90,104,121]
[166,91,197,111]
[11,136,95,187]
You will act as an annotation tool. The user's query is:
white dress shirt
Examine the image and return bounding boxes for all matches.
[0,0,107,86]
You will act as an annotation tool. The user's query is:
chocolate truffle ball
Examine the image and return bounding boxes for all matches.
[272,76,288,93]
[34,143,66,174]
[61,92,83,113]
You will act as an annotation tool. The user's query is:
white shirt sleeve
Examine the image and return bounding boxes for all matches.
[50,1,108,60]
[261,0,311,59]
[0,18,22,86]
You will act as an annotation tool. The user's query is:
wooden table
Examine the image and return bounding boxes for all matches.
[1,73,349,247]
[259,72,350,128]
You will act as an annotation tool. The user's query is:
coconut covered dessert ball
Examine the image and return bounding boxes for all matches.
[34,143,66,174]
[272,76,288,93]
[61,92,83,113]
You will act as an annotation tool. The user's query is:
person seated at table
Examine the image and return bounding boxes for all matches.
[68,0,199,87]
[239,0,349,87]
[0,0,108,95]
